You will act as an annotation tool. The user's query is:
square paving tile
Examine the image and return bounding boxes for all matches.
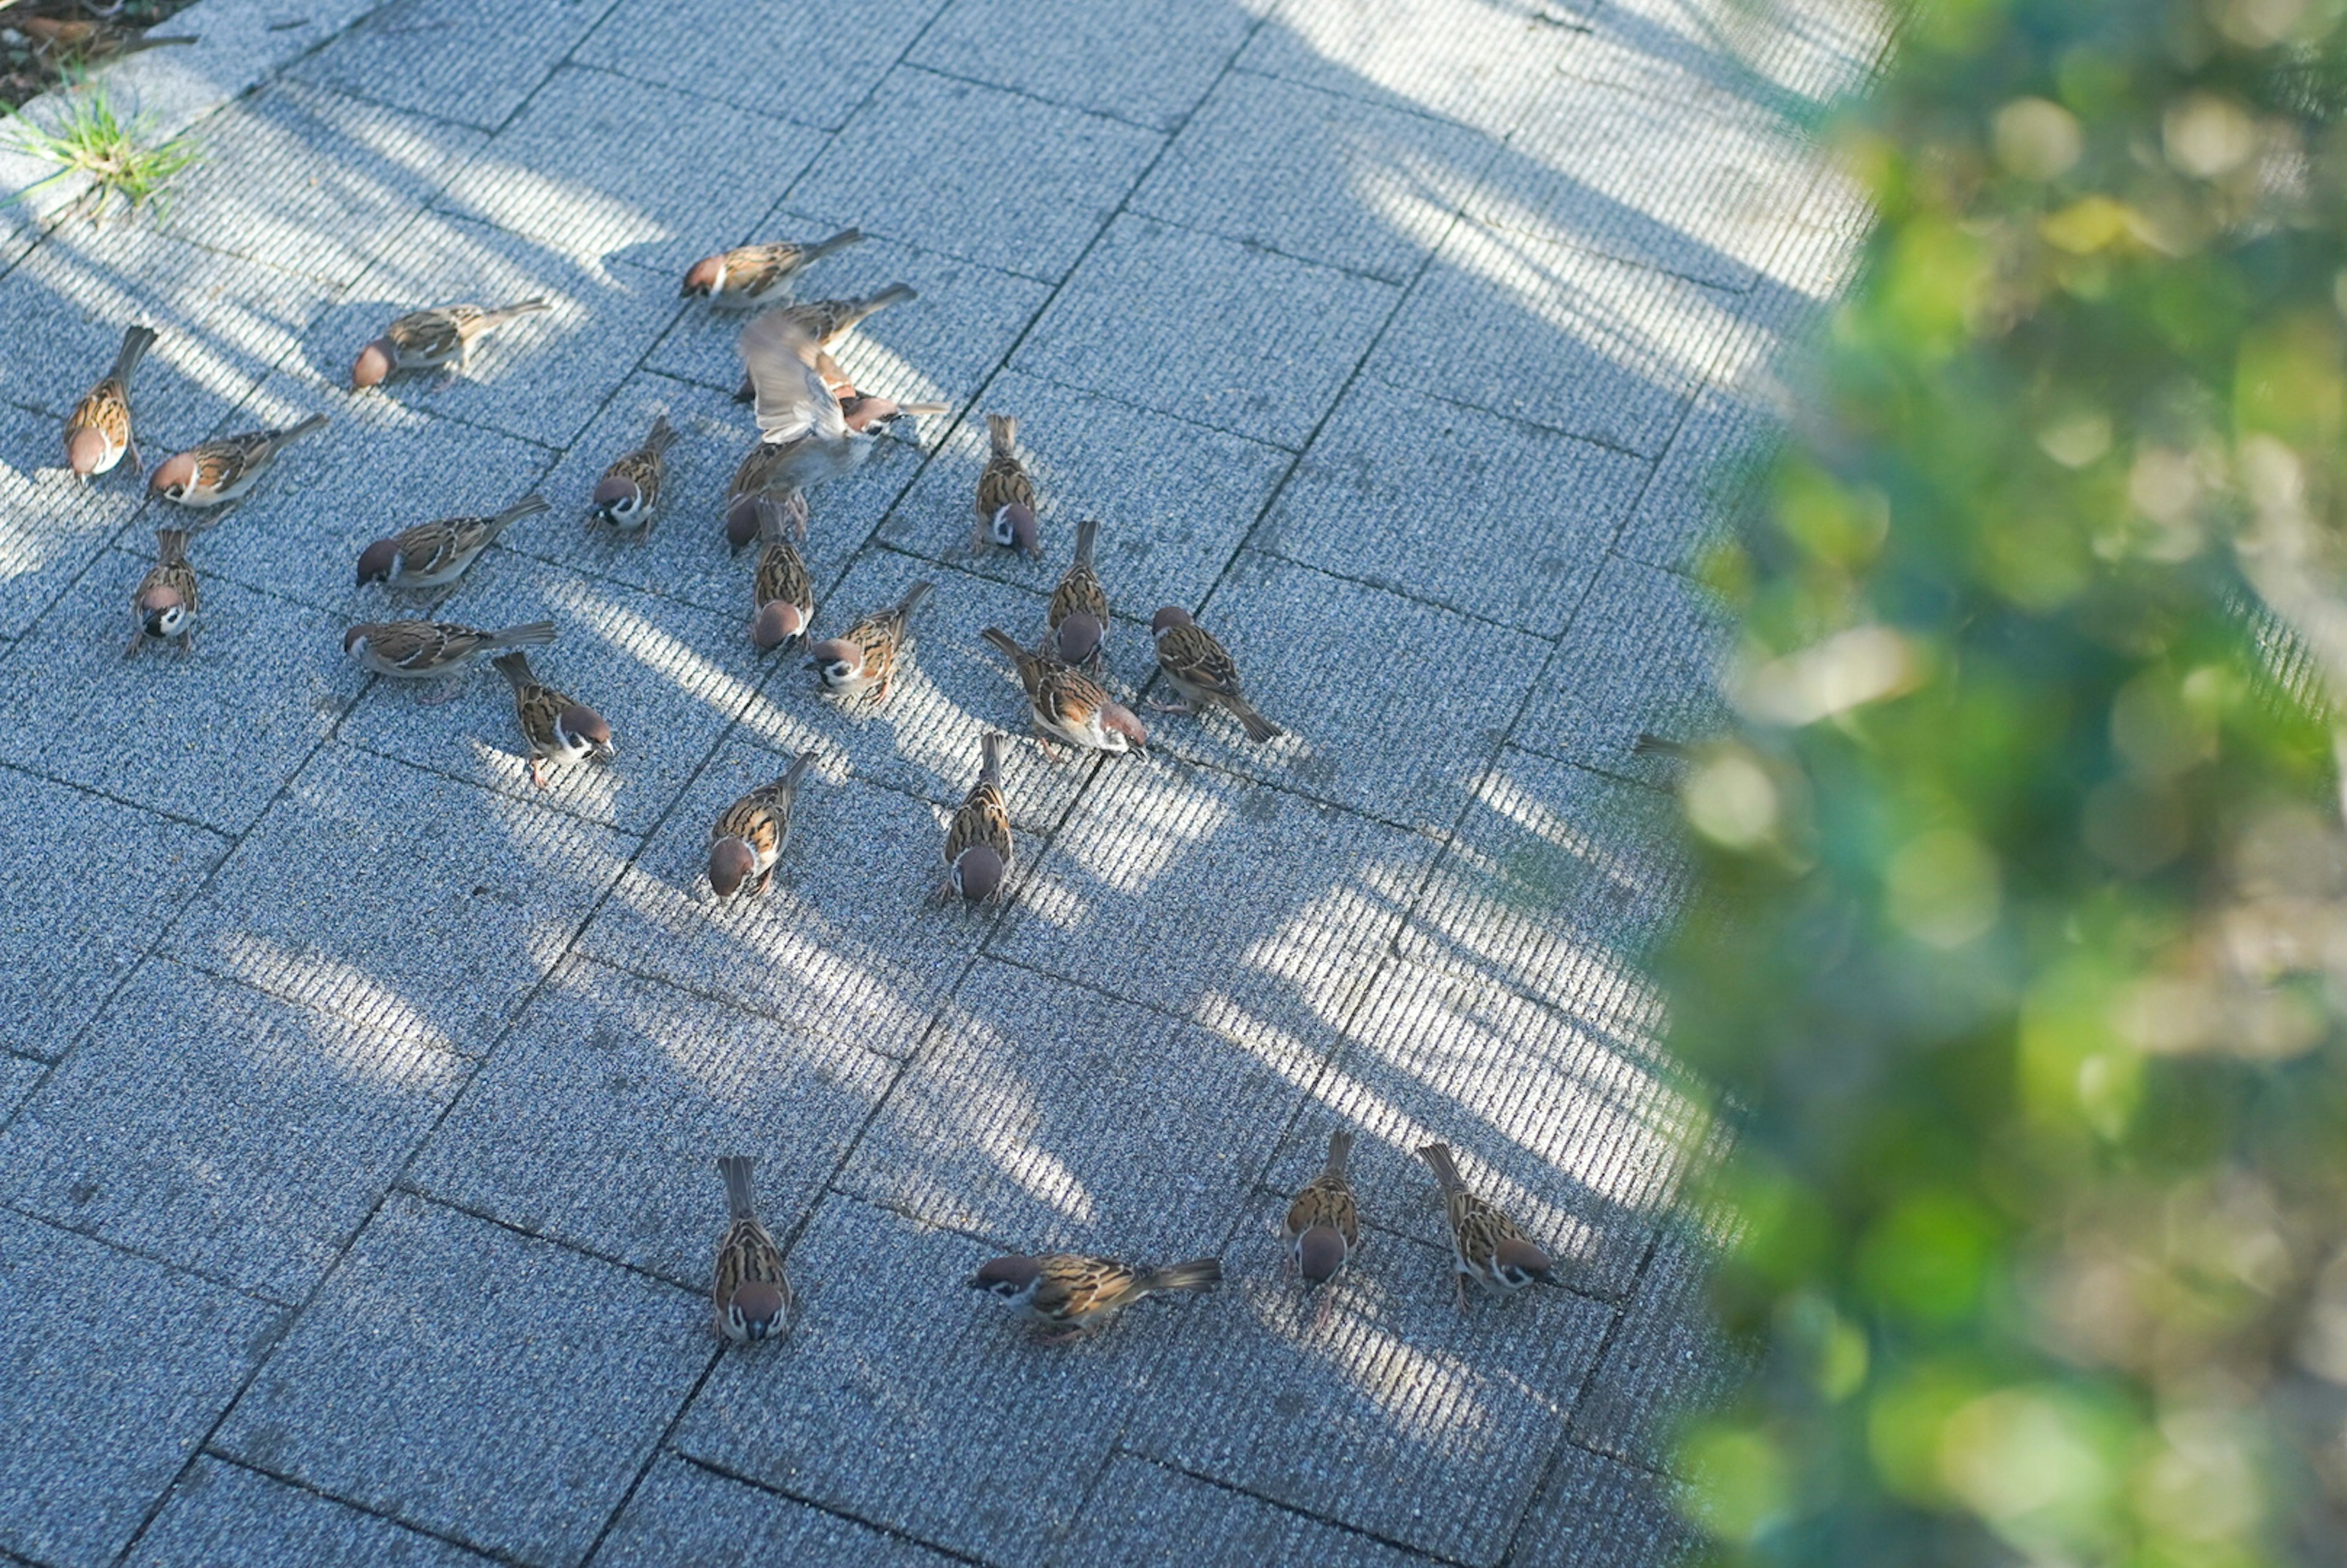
[1240,0,1587,136]
[674,1194,1173,1563]
[596,1455,960,1566]
[576,0,947,131]
[169,744,633,1051]
[0,1208,282,1568]
[881,366,1291,614]
[128,1456,498,1568]
[213,1195,707,1567]
[406,956,895,1287]
[788,67,1164,282]
[1139,551,1549,830]
[0,546,352,835]
[1123,1195,1615,1566]
[1016,214,1397,448]
[839,955,1321,1260]
[1611,379,1780,576]
[1256,378,1644,634]
[1568,1226,1750,1474]
[908,0,1257,130]
[287,0,619,130]
[436,66,821,277]
[1261,958,1704,1302]
[1512,1442,1700,1568]
[988,755,1438,1024]
[1513,554,1732,772]
[0,959,467,1303]
[0,398,150,639]
[1067,1455,1434,1565]
[0,1053,43,1127]
[576,733,993,1058]
[0,765,227,1062]
[1133,69,1496,284]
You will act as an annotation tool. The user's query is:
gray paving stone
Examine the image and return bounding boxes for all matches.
[128,1456,498,1568]
[1570,0,1891,116]
[0,959,466,1303]
[576,735,990,1058]
[0,1054,42,1128]
[1067,1456,1436,1564]
[1141,552,1550,832]
[0,546,352,835]
[151,79,490,290]
[595,1455,959,1567]
[1255,378,1644,635]
[1569,1229,1749,1475]
[788,66,1164,283]
[1123,1195,1615,1566]
[1133,69,1496,284]
[1368,219,1743,458]
[909,0,1258,130]
[839,954,1320,1261]
[1240,0,1587,136]
[406,956,894,1287]
[0,398,149,639]
[0,1207,281,1568]
[213,1194,706,1567]
[0,766,227,1062]
[1016,214,1398,449]
[1513,1442,1699,1567]
[576,0,947,131]
[1262,958,1703,1302]
[674,1194,1168,1563]
[1611,382,1779,576]
[988,756,1438,1025]
[882,366,1291,614]
[168,744,631,1050]
[288,0,623,132]
[1513,555,1731,772]
[340,557,762,833]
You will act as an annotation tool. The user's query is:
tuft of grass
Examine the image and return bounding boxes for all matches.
[5,74,198,223]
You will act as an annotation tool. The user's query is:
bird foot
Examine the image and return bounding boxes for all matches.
[417,681,465,708]
[1146,697,1194,714]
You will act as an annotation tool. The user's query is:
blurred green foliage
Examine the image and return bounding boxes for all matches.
[1666,1,2347,1562]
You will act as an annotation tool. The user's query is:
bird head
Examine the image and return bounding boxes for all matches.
[350,338,397,390]
[952,846,1005,905]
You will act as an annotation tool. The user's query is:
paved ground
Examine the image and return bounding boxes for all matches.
[0,0,1886,1563]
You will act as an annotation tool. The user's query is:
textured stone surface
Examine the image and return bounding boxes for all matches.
[595,1456,961,1566]
[576,0,947,131]
[908,0,1260,130]
[1242,0,1590,136]
[1514,555,1733,771]
[1065,1454,1438,1564]
[128,1456,499,1568]
[288,0,604,132]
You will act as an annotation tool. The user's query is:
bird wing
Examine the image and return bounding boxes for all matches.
[738,312,847,445]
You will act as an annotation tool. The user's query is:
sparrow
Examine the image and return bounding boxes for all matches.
[723,444,807,553]
[969,1253,1221,1341]
[350,299,551,389]
[808,581,931,707]
[493,650,615,788]
[65,323,156,479]
[125,527,197,657]
[354,493,549,590]
[680,227,862,308]
[150,413,329,508]
[839,387,947,438]
[749,496,816,653]
[1045,517,1110,670]
[708,752,812,901]
[980,628,1146,758]
[939,731,1013,906]
[343,618,556,704]
[1284,1130,1361,1289]
[1419,1142,1552,1309]
[729,283,920,399]
[972,412,1040,559]
[589,414,679,532]
[1148,607,1280,743]
[711,1155,793,1343]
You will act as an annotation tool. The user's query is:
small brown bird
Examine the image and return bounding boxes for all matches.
[125,527,198,658]
[729,283,920,401]
[680,227,863,308]
[150,414,329,508]
[65,324,156,479]
[350,299,550,389]
[354,493,549,590]
[1419,1142,1552,1309]
[492,650,614,788]
[711,1155,793,1343]
[973,412,1040,559]
[589,414,679,532]
[708,752,813,901]
[809,581,931,706]
[724,442,807,554]
[343,618,556,703]
[749,497,816,653]
[939,731,1014,905]
[1045,517,1111,670]
[1148,607,1280,743]
[980,628,1147,758]
[970,1252,1221,1341]
[1284,1130,1362,1292]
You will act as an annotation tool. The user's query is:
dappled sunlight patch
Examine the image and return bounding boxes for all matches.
[424,154,665,278]
[215,932,463,1072]
[1244,871,1419,1024]
[1036,760,1237,896]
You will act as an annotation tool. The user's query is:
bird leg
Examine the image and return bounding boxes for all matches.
[529,758,550,789]
[1455,1272,1471,1314]
[1146,695,1197,714]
